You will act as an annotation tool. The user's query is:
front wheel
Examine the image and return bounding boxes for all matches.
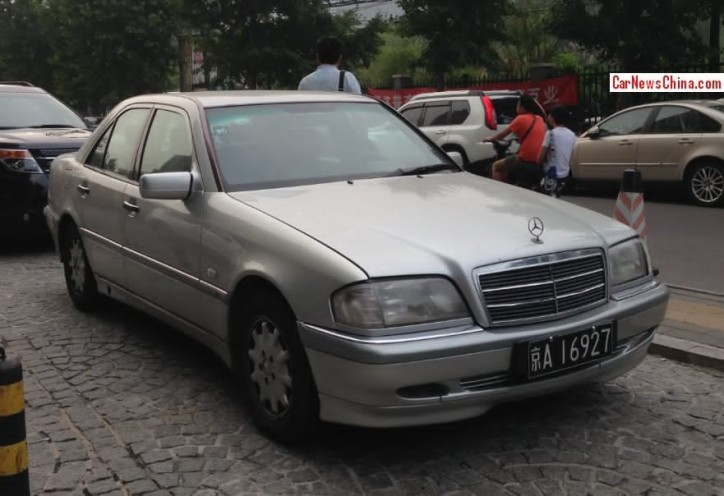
[236,291,319,442]
[686,162,724,207]
[62,223,101,311]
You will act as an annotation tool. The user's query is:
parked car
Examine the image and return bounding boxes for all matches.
[45,90,669,442]
[571,100,724,207]
[0,82,91,239]
[397,90,524,171]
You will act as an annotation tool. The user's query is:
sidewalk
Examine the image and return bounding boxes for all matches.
[650,285,724,371]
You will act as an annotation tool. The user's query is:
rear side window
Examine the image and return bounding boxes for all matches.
[400,105,423,126]
[86,108,150,178]
[698,112,722,133]
[449,100,471,125]
[492,97,518,125]
[421,103,450,126]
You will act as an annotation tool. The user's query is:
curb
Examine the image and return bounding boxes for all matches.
[666,284,724,300]
[649,334,724,373]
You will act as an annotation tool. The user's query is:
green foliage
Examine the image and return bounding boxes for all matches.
[550,0,707,70]
[48,0,180,114]
[354,32,430,87]
[183,1,384,89]
[398,0,509,87]
[493,0,561,76]
[0,0,54,89]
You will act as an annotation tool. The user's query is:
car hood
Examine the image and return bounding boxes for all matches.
[0,127,91,148]
[229,173,633,278]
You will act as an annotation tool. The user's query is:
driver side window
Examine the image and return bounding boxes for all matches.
[599,107,652,137]
[139,110,193,176]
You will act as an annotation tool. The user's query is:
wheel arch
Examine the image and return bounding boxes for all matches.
[227,275,296,369]
[57,214,80,263]
[683,155,724,181]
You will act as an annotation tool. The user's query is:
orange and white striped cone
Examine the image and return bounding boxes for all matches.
[613,169,647,238]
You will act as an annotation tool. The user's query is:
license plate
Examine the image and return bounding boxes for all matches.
[527,325,614,379]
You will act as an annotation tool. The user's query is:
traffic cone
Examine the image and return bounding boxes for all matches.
[613,169,647,238]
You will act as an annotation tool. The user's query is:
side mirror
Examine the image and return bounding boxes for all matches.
[586,126,601,139]
[139,171,192,200]
[83,116,99,129]
[446,151,464,168]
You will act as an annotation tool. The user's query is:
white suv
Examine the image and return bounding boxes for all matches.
[398,90,522,171]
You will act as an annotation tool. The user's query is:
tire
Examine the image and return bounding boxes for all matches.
[235,290,319,442]
[62,223,101,311]
[686,162,724,207]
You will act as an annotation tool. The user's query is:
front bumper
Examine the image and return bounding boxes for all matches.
[0,172,49,237]
[298,281,669,428]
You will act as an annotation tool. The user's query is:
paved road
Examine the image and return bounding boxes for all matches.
[564,192,724,295]
[2,250,723,495]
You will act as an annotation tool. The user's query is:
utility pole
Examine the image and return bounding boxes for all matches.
[178,32,193,92]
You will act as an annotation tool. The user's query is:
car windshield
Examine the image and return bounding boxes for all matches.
[206,101,454,191]
[0,91,87,129]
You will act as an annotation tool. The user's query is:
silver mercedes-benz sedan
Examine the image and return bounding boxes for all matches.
[45,91,669,441]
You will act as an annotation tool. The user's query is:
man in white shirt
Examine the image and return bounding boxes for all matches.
[298,36,362,94]
[538,107,577,197]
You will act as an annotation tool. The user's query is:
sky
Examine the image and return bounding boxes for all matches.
[329,0,403,22]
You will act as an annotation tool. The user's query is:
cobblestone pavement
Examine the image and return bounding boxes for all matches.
[1,249,723,496]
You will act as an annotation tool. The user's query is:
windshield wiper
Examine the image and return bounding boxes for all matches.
[388,163,461,176]
[26,124,77,129]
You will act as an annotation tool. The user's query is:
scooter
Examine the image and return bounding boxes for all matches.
[484,138,543,191]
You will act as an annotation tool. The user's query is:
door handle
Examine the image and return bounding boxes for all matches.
[618,140,633,146]
[434,130,446,135]
[77,184,90,194]
[122,200,139,212]
[677,138,694,144]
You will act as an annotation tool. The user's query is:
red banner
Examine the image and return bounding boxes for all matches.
[367,74,579,111]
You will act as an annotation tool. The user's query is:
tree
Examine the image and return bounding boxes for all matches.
[48,0,180,114]
[494,0,561,77]
[706,0,722,71]
[0,0,54,89]
[549,0,705,71]
[183,1,384,89]
[354,31,430,87]
[397,0,509,89]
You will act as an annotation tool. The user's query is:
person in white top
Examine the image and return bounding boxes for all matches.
[538,107,577,197]
[298,36,362,94]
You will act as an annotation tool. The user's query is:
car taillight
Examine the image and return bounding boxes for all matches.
[0,148,43,173]
[482,96,497,131]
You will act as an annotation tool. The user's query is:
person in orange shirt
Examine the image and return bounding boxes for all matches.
[483,94,547,187]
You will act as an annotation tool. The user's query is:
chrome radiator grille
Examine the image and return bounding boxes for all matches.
[477,250,606,325]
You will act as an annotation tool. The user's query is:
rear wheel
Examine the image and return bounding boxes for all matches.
[62,223,101,311]
[686,162,724,207]
[235,290,319,442]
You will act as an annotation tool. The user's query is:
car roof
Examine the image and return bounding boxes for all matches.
[404,89,522,104]
[0,82,46,94]
[121,90,376,108]
[628,99,723,109]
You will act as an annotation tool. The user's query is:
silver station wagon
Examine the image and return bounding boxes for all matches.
[45,91,669,441]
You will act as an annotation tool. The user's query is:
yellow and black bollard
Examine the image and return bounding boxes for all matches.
[0,346,30,495]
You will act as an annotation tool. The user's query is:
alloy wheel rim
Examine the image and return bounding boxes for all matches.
[248,317,292,417]
[692,166,724,204]
[68,238,86,293]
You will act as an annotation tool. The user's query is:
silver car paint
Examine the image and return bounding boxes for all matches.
[46,91,669,429]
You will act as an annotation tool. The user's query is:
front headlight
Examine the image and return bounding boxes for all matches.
[332,277,469,329]
[0,148,43,173]
[609,238,649,287]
